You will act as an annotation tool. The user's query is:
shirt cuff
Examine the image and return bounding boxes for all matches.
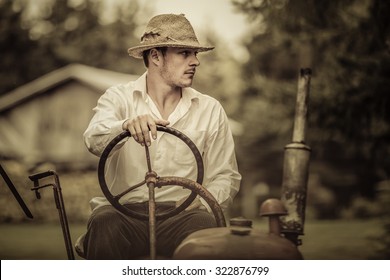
[112,120,127,135]
[122,119,130,130]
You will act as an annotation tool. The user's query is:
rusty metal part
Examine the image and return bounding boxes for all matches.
[259,198,287,216]
[147,184,156,259]
[229,217,252,228]
[144,143,153,172]
[280,68,312,246]
[229,218,253,236]
[259,199,287,235]
[29,170,75,260]
[173,218,302,260]
[147,173,157,259]
[292,68,312,143]
[144,148,158,259]
[230,227,251,236]
[144,147,158,260]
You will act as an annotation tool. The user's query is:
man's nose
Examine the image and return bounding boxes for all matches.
[190,54,200,66]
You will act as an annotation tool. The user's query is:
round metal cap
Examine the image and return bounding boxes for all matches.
[259,198,288,216]
[229,217,253,227]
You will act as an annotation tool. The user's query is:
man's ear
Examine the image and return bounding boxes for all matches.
[150,48,161,66]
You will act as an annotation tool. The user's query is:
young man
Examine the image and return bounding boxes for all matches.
[83,14,241,259]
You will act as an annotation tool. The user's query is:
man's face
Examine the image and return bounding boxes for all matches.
[159,47,200,88]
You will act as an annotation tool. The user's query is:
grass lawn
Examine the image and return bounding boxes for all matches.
[0,218,385,260]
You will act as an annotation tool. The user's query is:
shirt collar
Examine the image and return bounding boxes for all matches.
[132,71,200,107]
[182,87,199,110]
[132,72,148,102]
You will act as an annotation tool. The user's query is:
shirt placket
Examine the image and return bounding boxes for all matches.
[143,96,165,179]
[142,94,192,181]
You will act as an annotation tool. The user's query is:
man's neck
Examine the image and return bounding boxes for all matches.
[146,74,182,120]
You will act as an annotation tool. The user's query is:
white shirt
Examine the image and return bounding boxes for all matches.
[84,72,241,212]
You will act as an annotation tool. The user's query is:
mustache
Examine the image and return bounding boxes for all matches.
[184,69,196,74]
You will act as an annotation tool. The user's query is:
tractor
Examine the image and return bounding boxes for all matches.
[9,68,312,260]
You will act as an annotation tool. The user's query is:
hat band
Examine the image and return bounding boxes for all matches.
[141,32,199,46]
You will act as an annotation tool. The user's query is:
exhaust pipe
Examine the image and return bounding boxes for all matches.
[280,68,312,246]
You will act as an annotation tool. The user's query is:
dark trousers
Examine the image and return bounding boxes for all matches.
[83,202,217,259]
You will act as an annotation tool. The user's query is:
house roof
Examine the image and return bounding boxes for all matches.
[0,64,138,113]
[0,63,243,135]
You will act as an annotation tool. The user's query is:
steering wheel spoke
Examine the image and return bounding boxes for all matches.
[112,180,147,201]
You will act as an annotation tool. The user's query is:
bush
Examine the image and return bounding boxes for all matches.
[340,196,383,219]
[0,160,100,223]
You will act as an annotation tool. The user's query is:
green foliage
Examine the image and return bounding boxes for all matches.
[0,0,43,94]
[233,0,390,208]
[0,0,146,96]
[193,28,245,116]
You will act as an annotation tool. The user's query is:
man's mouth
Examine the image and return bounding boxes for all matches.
[184,70,196,75]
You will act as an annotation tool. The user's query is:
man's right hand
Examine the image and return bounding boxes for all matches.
[122,114,170,146]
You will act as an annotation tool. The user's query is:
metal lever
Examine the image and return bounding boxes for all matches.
[145,144,157,260]
[29,170,75,260]
[280,68,312,246]
[0,163,33,219]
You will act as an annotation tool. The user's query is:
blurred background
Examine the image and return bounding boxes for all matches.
[0,0,389,260]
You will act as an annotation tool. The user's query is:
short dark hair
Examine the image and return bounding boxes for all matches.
[142,47,168,67]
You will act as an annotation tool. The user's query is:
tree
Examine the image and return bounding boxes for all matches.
[0,0,146,96]
[233,0,390,216]
[0,0,43,94]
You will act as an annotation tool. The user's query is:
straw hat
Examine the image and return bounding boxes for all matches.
[128,14,214,59]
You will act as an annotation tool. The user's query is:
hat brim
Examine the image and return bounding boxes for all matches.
[128,43,214,59]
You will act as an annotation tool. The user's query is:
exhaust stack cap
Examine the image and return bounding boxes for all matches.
[259,198,287,217]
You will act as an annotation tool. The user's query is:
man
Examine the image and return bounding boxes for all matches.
[83,13,241,259]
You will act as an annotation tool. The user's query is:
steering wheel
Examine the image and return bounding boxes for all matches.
[98,125,226,227]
